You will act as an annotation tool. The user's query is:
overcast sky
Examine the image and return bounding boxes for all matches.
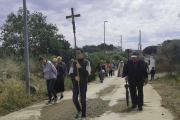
[0,0,180,50]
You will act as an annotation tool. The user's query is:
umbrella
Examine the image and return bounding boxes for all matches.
[124,81,129,107]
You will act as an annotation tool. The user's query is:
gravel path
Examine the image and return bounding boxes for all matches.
[39,85,118,120]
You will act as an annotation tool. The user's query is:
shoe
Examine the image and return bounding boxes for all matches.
[138,106,143,111]
[54,97,58,103]
[74,111,81,118]
[60,95,63,99]
[131,105,137,108]
[46,100,52,105]
[82,117,86,120]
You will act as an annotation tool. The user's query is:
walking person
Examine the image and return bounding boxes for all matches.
[112,60,116,76]
[150,67,155,80]
[52,58,65,100]
[57,56,67,99]
[39,57,58,105]
[117,61,124,77]
[105,61,109,77]
[124,51,148,110]
[69,48,90,120]
[96,60,105,83]
[109,61,113,77]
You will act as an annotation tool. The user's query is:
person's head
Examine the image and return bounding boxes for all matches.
[71,59,74,63]
[52,58,58,67]
[76,48,84,59]
[100,60,104,65]
[39,57,46,65]
[57,56,62,63]
[131,51,139,62]
[152,67,154,70]
[141,57,145,61]
[112,60,114,63]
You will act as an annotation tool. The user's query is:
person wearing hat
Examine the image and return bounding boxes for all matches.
[39,57,58,105]
[124,51,148,110]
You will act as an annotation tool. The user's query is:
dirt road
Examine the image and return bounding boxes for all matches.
[0,71,174,120]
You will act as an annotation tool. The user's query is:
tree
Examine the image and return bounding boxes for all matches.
[0,7,70,59]
[83,43,116,53]
[143,46,157,55]
[158,39,180,69]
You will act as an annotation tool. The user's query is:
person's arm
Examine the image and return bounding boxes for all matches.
[50,62,57,76]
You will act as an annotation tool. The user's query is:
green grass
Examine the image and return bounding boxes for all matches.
[152,73,180,120]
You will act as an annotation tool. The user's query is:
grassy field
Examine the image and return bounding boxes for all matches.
[0,58,73,116]
[150,73,180,120]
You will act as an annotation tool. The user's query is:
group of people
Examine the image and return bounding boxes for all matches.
[39,48,156,120]
[39,48,90,120]
[95,60,126,83]
[39,56,68,104]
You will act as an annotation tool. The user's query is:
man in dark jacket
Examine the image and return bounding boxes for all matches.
[124,51,148,111]
[69,48,90,120]
[96,60,106,83]
[150,67,155,80]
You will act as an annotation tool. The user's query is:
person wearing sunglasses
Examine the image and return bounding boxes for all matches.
[69,48,90,120]
[39,57,58,105]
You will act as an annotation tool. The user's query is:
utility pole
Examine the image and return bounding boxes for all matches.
[104,21,108,61]
[138,30,142,57]
[23,0,30,95]
[119,35,122,52]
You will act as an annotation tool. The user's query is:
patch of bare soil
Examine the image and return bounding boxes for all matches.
[39,85,118,120]
[151,81,180,120]
[98,85,117,96]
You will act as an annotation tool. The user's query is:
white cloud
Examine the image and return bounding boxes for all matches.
[0,0,180,50]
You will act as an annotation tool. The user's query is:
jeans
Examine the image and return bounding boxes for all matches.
[73,84,87,117]
[46,79,57,101]
[129,82,144,107]
[99,74,104,82]
[106,71,108,77]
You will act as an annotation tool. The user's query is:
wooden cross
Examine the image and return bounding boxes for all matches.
[66,8,81,106]
[66,8,80,34]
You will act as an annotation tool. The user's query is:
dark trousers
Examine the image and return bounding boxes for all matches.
[73,84,87,117]
[129,82,144,107]
[151,74,155,80]
[46,79,57,101]
[109,70,112,77]
[99,74,103,81]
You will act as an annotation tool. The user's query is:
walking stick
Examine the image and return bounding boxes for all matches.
[66,8,81,106]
